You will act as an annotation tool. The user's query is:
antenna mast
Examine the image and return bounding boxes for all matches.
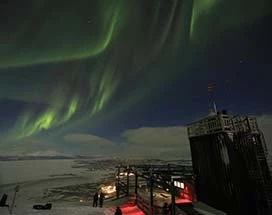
[208,82,217,114]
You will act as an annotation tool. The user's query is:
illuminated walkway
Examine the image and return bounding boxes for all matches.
[107,196,192,215]
[120,205,145,215]
[107,204,145,215]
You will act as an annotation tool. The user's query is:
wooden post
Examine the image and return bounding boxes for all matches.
[135,171,138,204]
[150,169,154,215]
[116,166,120,199]
[127,165,130,196]
[9,184,19,215]
[171,179,176,215]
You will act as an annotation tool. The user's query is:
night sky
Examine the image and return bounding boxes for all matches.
[0,0,272,159]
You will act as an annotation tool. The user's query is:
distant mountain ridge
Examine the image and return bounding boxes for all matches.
[0,155,96,161]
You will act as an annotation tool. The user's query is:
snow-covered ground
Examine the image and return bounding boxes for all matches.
[0,159,117,215]
[0,160,87,185]
[194,202,227,215]
[0,158,185,214]
[0,204,113,215]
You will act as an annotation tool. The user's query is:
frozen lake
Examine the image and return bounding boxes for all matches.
[0,159,117,208]
[0,159,88,186]
[0,158,143,214]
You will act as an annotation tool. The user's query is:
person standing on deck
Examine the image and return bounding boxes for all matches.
[93,191,98,207]
[114,206,122,215]
[162,202,169,215]
[99,192,105,207]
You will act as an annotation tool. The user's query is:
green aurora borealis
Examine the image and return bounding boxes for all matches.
[0,0,271,142]
[1,0,124,67]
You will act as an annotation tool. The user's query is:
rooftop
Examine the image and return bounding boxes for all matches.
[187,111,259,138]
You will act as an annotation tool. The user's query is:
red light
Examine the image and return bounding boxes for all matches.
[120,205,145,215]
[175,198,192,204]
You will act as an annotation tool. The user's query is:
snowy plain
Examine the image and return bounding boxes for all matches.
[0,159,117,215]
[0,158,189,214]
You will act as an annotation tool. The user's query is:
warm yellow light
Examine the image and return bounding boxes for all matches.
[101,185,116,194]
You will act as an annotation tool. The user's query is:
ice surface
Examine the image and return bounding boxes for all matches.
[0,158,180,215]
[194,202,227,215]
[0,160,88,185]
[0,159,117,215]
[0,205,112,215]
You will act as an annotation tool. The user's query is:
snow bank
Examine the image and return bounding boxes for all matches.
[0,205,112,215]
